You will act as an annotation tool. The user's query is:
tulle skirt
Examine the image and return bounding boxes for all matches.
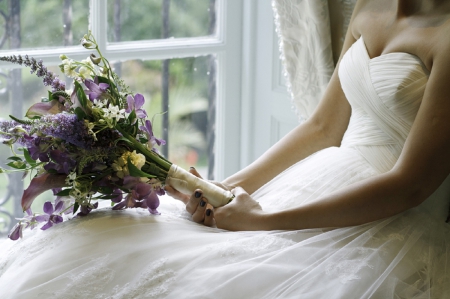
[0,147,449,298]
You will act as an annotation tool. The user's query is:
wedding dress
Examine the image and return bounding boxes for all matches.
[1,36,449,299]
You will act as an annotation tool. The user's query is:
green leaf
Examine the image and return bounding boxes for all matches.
[7,156,22,161]
[128,109,137,124]
[97,186,113,194]
[96,76,114,86]
[127,158,156,178]
[7,161,26,169]
[73,202,80,214]
[74,107,87,120]
[23,148,37,166]
[74,81,88,109]
[56,189,71,196]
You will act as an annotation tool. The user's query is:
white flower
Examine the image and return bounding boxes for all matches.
[78,66,92,79]
[129,150,146,170]
[102,104,125,121]
[93,99,106,109]
[65,171,77,186]
[82,56,95,69]
[62,59,78,77]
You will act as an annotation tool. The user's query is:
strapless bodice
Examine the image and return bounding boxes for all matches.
[339,37,449,220]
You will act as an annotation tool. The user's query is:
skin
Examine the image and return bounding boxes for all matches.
[166,0,450,231]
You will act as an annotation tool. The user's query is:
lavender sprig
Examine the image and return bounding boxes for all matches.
[0,54,65,91]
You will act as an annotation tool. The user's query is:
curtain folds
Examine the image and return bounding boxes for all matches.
[272,0,356,121]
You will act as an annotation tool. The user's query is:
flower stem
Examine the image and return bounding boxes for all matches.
[115,126,172,173]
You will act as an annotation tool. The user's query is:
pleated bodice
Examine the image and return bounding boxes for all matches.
[339,37,449,220]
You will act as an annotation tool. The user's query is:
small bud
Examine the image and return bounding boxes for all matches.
[80,39,95,49]
[59,54,68,60]
[89,54,101,65]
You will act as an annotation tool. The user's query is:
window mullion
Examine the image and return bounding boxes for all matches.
[89,0,107,54]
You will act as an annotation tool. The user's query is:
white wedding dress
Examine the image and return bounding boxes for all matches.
[1,36,450,299]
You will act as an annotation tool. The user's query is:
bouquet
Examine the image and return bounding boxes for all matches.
[1,31,233,241]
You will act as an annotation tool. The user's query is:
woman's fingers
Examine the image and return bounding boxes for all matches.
[191,197,207,222]
[189,167,202,178]
[186,189,203,215]
[203,206,215,227]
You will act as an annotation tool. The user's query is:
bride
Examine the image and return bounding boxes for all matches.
[1,0,450,298]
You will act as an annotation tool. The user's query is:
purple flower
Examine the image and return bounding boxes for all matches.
[84,77,109,101]
[126,93,147,119]
[77,202,98,217]
[0,55,64,91]
[140,120,166,149]
[40,114,96,149]
[112,181,160,214]
[8,223,24,240]
[35,201,64,230]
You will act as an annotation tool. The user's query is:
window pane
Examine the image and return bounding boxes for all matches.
[107,0,216,42]
[115,55,216,178]
[0,0,89,50]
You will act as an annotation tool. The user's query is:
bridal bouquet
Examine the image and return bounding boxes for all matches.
[1,31,233,241]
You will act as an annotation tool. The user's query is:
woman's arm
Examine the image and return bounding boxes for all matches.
[213,24,450,231]
[221,0,371,194]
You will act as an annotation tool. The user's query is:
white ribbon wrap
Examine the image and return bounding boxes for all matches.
[165,164,234,207]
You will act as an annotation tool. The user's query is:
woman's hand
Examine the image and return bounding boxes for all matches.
[180,186,265,230]
[214,187,266,231]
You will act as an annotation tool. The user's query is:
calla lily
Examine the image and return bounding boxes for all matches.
[25,100,64,118]
[21,173,67,211]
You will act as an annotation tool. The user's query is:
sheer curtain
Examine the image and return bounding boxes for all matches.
[272,0,356,121]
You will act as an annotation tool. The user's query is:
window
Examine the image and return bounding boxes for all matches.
[0,0,243,237]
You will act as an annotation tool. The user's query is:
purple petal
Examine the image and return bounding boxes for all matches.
[98,83,109,91]
[136,109,148,119]
[41,221,53,230]
[8,223,22,241]
[145,120,154,136]
[51,215,64,224]
[25,100,64,118]
[134,93,145,109]
[111,190,123,203]
[122,176,141,189]
[145,191,160,215]
[35,215,50,222]
[43,201,54,215]
[135,183,152,199]
[21,173,67,211]
[126,95,134,113]
[26,208,33,216]
[54,200,64,213]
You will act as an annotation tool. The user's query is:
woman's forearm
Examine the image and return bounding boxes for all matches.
[222,119,339,194]
[259,170,427,230]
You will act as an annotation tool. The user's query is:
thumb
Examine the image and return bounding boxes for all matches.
[231,186,248,197]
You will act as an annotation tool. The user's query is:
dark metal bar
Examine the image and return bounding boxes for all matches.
[62,0,73,46]
[161,0,170,158]
[113,0,122,77]
[207,0,216,180]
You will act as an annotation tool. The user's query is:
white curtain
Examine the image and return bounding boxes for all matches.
[272,0,357,121]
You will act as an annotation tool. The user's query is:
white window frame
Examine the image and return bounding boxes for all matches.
[0,0,245,180]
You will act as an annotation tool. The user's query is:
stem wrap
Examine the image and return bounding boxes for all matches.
[165,164,234,207]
